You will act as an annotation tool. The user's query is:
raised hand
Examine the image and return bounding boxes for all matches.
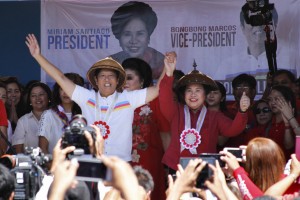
[220,151,240,175]
[49,159,79,200]
[290,154,300,178]
[239,91,250,112]
[25,34,40,58]
[164,51,177,77]
[84,124,104,159]
[50,139,75,174]
[166,159,205,200]
[275,96,294,123]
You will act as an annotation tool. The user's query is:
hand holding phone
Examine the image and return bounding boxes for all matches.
[223,147,244,162]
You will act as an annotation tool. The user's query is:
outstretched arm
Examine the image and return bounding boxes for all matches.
[265,154,300,197]
[25,34,76,97]
[145,52,176,103]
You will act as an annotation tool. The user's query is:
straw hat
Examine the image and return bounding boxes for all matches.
[86,57,126,90]
[176,61,217,90]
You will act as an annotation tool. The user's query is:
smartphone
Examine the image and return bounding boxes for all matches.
[199,153,225,167]
[75,155,111,182]
[180,157,214,188]
[223,147,243,161]
[295,136,300,160]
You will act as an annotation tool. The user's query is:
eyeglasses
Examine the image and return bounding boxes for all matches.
[254,107,271,114]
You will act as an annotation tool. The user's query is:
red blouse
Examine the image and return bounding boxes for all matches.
[159,75,248,170]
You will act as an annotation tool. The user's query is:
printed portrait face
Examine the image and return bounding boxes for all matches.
[119,18,150,58]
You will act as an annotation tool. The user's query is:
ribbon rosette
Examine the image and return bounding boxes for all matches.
[180,128,201,151]
[93,120,110,139]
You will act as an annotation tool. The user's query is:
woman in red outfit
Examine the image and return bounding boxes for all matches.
[159,52,250,171]
[267,85,299,159]
[243,99,273,142]
[122,57,170,200]
[222,137,300,199]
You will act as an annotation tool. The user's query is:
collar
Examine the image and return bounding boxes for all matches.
[99,91,117,101]
[189,106,202,115]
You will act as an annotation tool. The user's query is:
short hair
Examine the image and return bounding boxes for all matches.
[122,58,153,88]
[133,166,154,193]
[52,73,83,115]
[270,85,297,117]
[272,69,296,83]
[232,73,257,89]
[111,1,158,40]
[26,82,52,113]
[213,81,227,112]
[0,81,6,90]
[0,164,15,200]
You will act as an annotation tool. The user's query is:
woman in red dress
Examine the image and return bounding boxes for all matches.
[122,57,170,200]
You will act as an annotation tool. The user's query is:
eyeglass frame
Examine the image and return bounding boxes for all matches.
[254,107,272,114]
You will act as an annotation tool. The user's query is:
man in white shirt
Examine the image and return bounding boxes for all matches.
[25,34,169,161]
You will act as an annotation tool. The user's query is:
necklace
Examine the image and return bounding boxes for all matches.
[93,92,118,140]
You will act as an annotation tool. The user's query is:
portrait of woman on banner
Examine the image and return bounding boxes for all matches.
[110,1,164,80]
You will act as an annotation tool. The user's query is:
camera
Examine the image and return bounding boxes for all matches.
[242,0,274,26]
[74,155,111,182]
[9,147,52,200]
[223,147,244,162]
[61,114,96,154]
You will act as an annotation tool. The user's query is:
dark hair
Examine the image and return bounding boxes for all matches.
[173,70,185,81]
[270,85,297,117]
[232,73,257,89]
[172,70,185,102]
[2,77,24,93]
[3,77,27,129]
[111,1,157,40]
[52,73,83,115]
[177,84,210,105]
[122,57,153,88]
[211,81,227,112]
[133,166,154,193]
[26,82,52,113]
[0,164,15,200]
[272,69,296,84]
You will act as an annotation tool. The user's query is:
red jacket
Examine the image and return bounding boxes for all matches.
[159,75,248,170]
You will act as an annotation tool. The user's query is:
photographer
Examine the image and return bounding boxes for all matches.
[36,123,104,200]
[0,164,15,200]
[221,137,300,199]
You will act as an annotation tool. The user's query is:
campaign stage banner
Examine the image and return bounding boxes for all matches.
[41,0,300,100]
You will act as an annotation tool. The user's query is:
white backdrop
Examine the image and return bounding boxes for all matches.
[41,0,300,99]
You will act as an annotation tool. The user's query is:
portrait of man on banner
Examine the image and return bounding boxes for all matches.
[109,1,164,80]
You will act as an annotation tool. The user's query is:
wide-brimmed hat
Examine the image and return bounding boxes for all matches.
[86,57,126,90]
[176,69,217,90]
